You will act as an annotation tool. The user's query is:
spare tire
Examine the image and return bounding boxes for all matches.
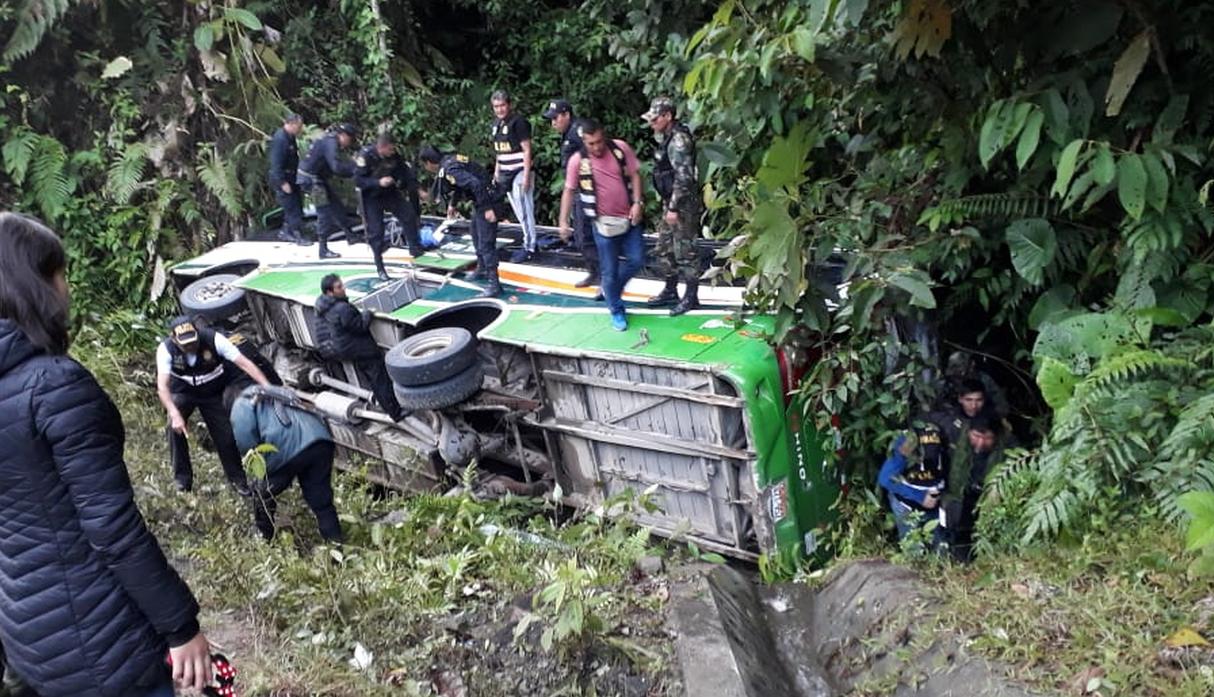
[386,327,478,387]
[393,363,484,411]
[180,274,247,321]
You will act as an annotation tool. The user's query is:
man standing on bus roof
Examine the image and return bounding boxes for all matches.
[354,131,424,281]
[419,145,507,298]
[489,90,538,263]
[643,97,704,316]
[544,98,598,288]
[267,112,307,245]
[299,122,359,260]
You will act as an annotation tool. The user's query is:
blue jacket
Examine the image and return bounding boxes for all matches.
[0,320,199,697]
[877,434,947,509]
[230,385,332,473]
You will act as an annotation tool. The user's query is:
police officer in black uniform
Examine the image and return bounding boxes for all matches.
[299,123,359,259]
[543,98,598,287]
[268,112,306,245]
[354,132,424,281]
[155,316,270,495]
[419,145,506,298]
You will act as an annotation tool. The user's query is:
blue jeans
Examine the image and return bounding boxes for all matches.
[593,224,645,315]
[888,493,944,548]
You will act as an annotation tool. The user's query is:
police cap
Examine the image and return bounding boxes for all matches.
[542,99,573,120]
[169,315,200,348]
[334,122,359,137]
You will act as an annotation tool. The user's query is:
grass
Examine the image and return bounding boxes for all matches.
[75,328,678,696]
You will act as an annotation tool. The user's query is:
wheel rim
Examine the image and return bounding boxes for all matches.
[196,280,234,302]
[408,335,453,358]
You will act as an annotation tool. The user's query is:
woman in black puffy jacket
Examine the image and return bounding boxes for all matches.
[0,213,213,697]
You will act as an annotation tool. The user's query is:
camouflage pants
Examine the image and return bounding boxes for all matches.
[651,204,703,282]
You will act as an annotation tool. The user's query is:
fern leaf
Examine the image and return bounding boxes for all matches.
[3,0,74,62]
[2,128,39,185]
[105,142,148,204]
[1072,349,1190,402]
[30,136,71,221]
[195,146,243,218]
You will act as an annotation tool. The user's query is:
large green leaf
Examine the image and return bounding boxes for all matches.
[1032,312,1137,373]
[1117,153,1147,220]
[1091,144,1115,185]
[1179,491,1214,551]
[1104,30,1151,117]
[1152,94,1189,145]
[1142,152,1169,213]
[194,24,215,52]
[889,271,936,309]
[224,7,263,31]
[1037,356,1079,410]
[1040,88,1070,145]
[747,201,803,309]
[1006,218,1057,285]
[1015,109,1043,170]
[1052,139,1084,198]
[700,141,741,167]
[101,56,132,79]
[1028,284,1077,330]
[978,101,1009,168]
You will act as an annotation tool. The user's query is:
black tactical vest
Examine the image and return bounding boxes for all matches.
[165,329,226,395]
[652,121,695,202]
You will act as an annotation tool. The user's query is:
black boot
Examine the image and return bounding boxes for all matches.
[480,271,502,298]
[575,269,600,288]
[318,236,340,259]
[670,279,700,316]
[278,228,305,245]
[647,277,679,307]
[375,256,390,282]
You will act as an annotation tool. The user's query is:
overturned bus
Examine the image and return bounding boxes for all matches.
[169,218,839,561]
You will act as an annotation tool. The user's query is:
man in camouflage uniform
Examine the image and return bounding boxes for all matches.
[643,97,703,316]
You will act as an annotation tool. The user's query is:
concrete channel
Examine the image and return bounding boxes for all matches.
[668,560,1039,697]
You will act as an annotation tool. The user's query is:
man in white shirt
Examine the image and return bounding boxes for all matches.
[155,316,269,495]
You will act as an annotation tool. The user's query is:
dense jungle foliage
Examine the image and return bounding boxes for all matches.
[2,0,1213,557]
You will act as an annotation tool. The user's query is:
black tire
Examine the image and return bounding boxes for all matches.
[180,274,247,321]
[392,363,484,411]
[385,327,478,387]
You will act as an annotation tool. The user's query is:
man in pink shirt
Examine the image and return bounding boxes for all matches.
[558,119,645,331]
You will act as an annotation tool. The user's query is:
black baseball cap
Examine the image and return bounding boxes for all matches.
[169,316,199,347]
[542,99,573,120]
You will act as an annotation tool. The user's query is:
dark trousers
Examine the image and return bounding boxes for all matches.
[275,186,304,235]
[252,441,342,542]
[168,389,247,489]
[593,224,645,315]
[363,192,422,256]
[314,184,353,243]
[472,207,499,274]
[572,205,599,272]
[355,356,402,420]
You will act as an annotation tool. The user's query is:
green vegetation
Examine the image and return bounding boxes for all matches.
[6,0,1214,693]
[78,335,676,695]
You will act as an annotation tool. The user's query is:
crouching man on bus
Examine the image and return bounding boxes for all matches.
[230,385,343,543]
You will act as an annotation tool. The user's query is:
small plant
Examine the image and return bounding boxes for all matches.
[515,558,609,656]
[1178,491,1214,576]
[241,443,278,480]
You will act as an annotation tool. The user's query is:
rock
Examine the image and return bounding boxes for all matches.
[375,508,411,525]
[637,555,665,576]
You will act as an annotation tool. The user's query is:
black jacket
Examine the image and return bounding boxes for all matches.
[267,127,299,189]
[314,294,379,361]
[0,320,199,697]
[435,154,501,210]
[300,133,354,184]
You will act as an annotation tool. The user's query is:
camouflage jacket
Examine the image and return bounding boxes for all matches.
[652,121,697,211]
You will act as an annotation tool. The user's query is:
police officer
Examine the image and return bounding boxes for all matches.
[490,90,537,263]
[230,385,343,543]
[643,97,704,316]
[419,145,506,298]
[267,112,307,245]
[299,123,359,259]
[543,98,598,287]
[354,132,424,281]
[877,419,948,546]
[155,316,270,495]
[314,273,402,421]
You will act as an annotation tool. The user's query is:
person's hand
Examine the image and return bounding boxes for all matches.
[169,412,187,435]
[664,209,679,226]
[280,182,292,194]
[169,632,212,693]
[484,209,497,223]
[922,489,940,510]
[629,202,643,226]
[446,205,458,219]
[379,176,394,188]
[418,188,431,203]
[558,224,572,242]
